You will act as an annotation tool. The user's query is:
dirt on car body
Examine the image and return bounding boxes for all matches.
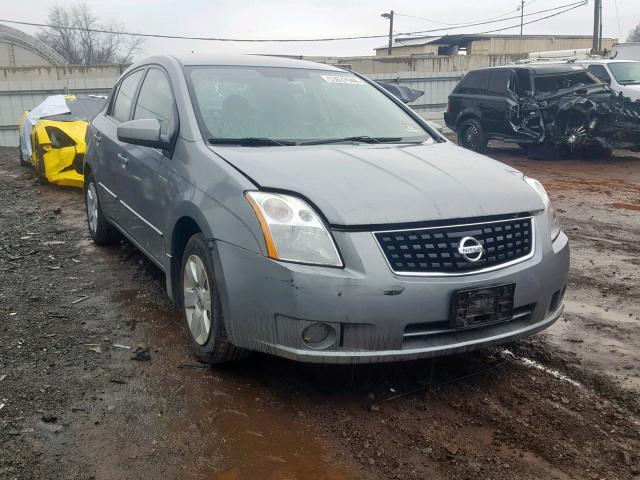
[1,146,640,479]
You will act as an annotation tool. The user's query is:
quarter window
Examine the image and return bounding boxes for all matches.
[457,71,490,95]
[587,64,612,84]
[111,70,144,122]
[487,70,510,95]
[133,68,176,136]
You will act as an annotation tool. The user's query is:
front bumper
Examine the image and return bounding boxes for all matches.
[36,144,84,188]
[212,217,569,364]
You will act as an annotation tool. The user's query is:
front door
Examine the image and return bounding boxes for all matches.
[117,67,178,263]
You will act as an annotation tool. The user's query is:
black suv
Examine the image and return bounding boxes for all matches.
[443,64,637,158]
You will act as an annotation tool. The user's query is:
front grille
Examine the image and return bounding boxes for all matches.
[374,216,533,275]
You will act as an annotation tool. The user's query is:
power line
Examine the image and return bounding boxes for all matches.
[473,2,588,35]
[395,0,541,27]
[397,1,588,36]
[394,7,522,26]
[0,2,589,43]
[613,0,623,40]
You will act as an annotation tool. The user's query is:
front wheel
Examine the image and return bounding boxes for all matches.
[85,175,119,244]
[457,119,488,152]
[527,141,570,161]
[35,143,49,184]
[180,234,248,364]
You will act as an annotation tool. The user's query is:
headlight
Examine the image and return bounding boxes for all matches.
[245,191,343,267]
[525,177,561,241]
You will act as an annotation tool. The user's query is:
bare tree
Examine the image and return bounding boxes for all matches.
[37,3,144,65]
[628,23,640,42]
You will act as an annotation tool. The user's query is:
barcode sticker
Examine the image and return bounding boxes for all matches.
[321,75,365,85]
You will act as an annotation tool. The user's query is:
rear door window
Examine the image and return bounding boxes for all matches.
[111,70,144,122]
[457,71,490,94]
[133,68,176,136]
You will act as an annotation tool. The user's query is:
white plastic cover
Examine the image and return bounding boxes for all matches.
[20,95,70,159]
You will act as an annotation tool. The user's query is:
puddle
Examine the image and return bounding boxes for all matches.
[546,300,640,392]
[563,300,637,324]
[609,202,640,211]
[114,289,358,480]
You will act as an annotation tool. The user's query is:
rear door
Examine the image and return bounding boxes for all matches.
[481,69,511,135]
[449,70,489,129]
[117,67,178,263]
[94,68,146,228]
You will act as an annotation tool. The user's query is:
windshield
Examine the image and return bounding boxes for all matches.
[608,62,640,85]
[187,66,433,145]
[533,69,601,95]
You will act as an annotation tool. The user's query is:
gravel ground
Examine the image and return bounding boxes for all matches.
[1,144,639,480]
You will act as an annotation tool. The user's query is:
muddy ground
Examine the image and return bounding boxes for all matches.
[1,143,639,480]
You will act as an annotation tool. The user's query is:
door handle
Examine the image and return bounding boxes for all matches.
[117,153,128,167]
[94,133,102,142]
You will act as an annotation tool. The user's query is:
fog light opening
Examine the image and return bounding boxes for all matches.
[302,323,337,349]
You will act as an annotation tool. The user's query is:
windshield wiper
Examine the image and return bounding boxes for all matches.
[208,137,295,146]
[300,136,404,146]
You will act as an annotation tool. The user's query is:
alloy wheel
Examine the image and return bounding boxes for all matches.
[183,255,212,346]
[86,182,99,235]
[464,124,480,150]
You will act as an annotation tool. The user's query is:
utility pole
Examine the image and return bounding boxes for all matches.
[592,0,602,53]
[381,10,394,56]
[520,0,525,36]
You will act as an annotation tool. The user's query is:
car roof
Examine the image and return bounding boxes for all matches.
[132,54,344,72]
[575,59,640,64]
[469,64,588,74]
[517,63,589,74]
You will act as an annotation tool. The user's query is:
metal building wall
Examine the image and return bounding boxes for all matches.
[0,65,124,146]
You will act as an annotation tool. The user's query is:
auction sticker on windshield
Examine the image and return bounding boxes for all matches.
[321,75,365,85]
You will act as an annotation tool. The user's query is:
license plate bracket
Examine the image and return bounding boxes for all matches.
[450,284,515,330]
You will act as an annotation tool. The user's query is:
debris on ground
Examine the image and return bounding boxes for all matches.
[130,345,151,361]
[177,363,209,371]
[86,345,102,354]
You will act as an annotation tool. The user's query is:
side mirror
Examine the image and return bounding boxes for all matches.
[117,118,171,150]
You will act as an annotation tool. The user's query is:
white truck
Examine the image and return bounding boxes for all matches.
[574,59,640,101]
[611,43,640,61]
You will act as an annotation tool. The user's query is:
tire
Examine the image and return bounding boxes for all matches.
[18,138,30,167]
[180,233,249,364]
[582,144,613,159]
[35,142,49,184]
[457,119,488,152]
[85,175,119,244]
[527,141,570,161]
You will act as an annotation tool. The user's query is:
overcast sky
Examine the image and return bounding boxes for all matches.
[3,0,640,58]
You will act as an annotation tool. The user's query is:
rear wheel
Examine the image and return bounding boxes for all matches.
[85,175,119,244]
[457,119,488,152]
[180,233,248,364]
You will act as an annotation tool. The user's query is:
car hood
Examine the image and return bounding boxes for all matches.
[212,142,545,226]
[620,84,640,99]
